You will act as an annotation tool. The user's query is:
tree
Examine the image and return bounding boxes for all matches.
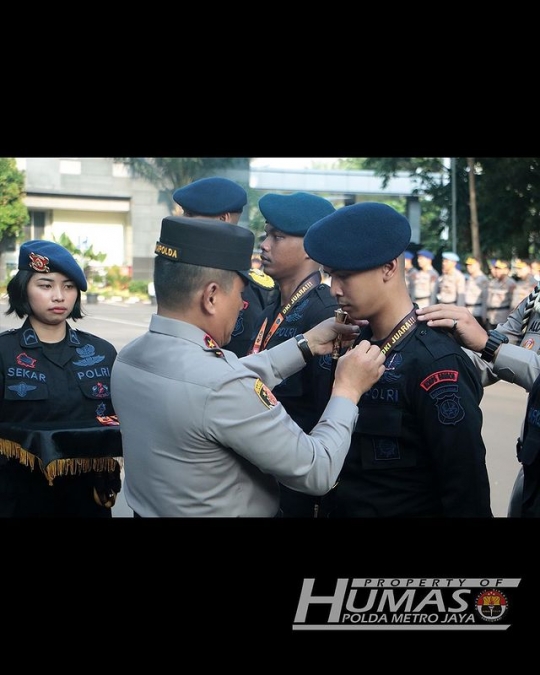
[0,157,29,245]
[342,157,540,265]
[467,158,481,260]
[112,158,249,211]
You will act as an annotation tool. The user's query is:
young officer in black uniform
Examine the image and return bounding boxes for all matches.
[304,202,493,517]
[173,176,276,357]
[251,191,338,517]
[0,240,122,517]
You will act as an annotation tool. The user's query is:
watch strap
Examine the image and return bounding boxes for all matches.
[295,334,313,363]
[480,329,509,362]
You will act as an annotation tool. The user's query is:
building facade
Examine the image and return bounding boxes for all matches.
[1,158,421,284]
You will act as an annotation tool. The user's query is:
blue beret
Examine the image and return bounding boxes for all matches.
[304,202,411,272]
[156,215,256,285]
[258,192,335,236]
[404,251,414,260]
[18,240,87,291]
[442,251,460,262]
[417,249,434,260]
[173,177,247,216]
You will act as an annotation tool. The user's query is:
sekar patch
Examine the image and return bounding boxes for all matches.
[254,378,277,408]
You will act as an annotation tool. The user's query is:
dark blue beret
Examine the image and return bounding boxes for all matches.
[258,192,335,236]
[18,240,88,291]
[172,177,247,216]
[417,249,434,260]
[303,202,411,271]
[156,215,255,284]
[404,250,414,260]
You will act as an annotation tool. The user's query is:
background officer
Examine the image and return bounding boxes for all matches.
[111,215,385,517]
[486,260,517,330]
[304,202,492,518]
[173,176,276,356]
[437,251,466,306]
[409,249,438,308]
[464,256,489,327]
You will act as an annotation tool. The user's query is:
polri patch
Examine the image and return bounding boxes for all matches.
[254,378,277,408]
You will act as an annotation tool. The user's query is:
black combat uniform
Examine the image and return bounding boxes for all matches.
[251,273,339,517]
[226,277,278,357]
[0,319,122,517]
[330,321,492,518]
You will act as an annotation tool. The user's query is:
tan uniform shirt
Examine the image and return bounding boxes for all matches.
[410,268,439,308]
[465,272,489,320]
[486,276,517,327]
[437,269,466,306]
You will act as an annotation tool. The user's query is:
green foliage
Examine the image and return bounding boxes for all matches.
[341,157,540,261]
[105,265,130,290]
[0,158,29,242]
[111,158,249,212]
[53,232,106,264]
[128,279,151,295]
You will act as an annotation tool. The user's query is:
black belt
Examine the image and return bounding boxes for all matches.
[488,306,510,310]
[467,303,482,307]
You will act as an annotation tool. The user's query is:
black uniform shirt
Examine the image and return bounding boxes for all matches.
[253,281,339,432]
[226,281,278,357]
[332,323,492,518]
[0,318,121,478]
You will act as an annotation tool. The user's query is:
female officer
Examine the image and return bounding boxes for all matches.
[0,240,122,517]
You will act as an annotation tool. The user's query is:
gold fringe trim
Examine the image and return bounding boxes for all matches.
[0,438,120,486]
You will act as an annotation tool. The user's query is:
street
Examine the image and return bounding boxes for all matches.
[0,297,528,517]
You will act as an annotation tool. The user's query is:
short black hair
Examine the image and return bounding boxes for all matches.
[5,270,85,320]
[154,257,235,310]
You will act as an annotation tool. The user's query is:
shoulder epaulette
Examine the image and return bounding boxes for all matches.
[247,268,275,290]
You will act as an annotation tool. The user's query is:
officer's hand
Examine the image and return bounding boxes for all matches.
[416,304,489,352]
[304,317,360,356]
[332,340,385,403]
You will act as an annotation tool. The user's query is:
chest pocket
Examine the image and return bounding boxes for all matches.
[354,405,416,470]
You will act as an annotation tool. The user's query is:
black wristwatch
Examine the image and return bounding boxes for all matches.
[295,334,313,363]
[480,329,509,362]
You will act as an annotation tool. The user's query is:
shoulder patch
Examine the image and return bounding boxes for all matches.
[420,370,459,392]
[254,378,277,408]
[248,268,275,290]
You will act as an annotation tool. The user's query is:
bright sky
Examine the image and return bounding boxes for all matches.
[250,158,340,170]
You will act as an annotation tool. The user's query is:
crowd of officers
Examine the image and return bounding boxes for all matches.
[407,251,539,330]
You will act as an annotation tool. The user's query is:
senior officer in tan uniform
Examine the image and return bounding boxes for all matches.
[111,215,385,517]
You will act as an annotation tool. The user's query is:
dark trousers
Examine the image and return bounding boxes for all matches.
[522,461,540,517]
